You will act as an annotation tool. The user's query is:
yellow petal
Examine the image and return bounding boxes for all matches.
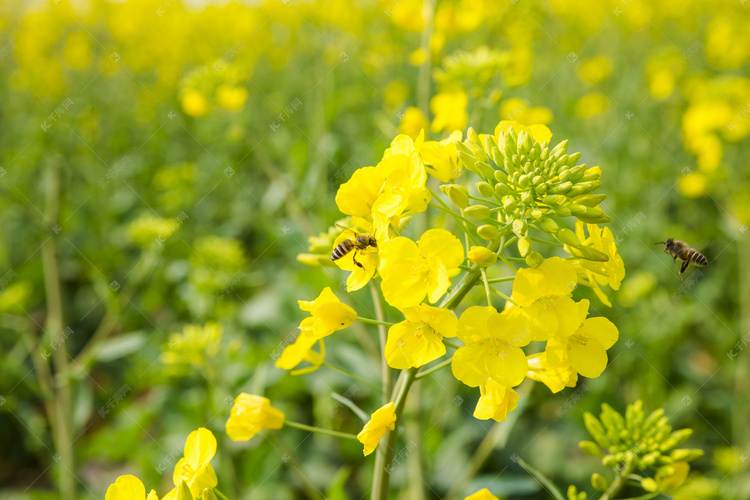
[335,167,385,219]
[485,343,528,387]
[419,228,464,270]
[457,306,496,344]
[184,428,217,471]
[464,488,500,500]
[357,402,397,456]
[452,342,491,387]
[473,381,520,422]
[568,338,608,378]
[385,321,445,369]
[106,475,146,500]
[312,301,357,339]
[578,317,619,349]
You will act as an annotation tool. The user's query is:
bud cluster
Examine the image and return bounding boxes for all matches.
[577,400,703,495]
[447,125,611,267]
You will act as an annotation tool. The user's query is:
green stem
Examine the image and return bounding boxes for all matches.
[370,282,392,403]
[498,253,518,272]
[214,489,230,500]
[515,458,566,500]
[284,420,359,440]
[490,288,517,305]
[357,316,395,327]
[600,462,635,500]
[480,268,492,306]
[487,276,514,283]
[428,201,477,227]
[42,160,75,500]
[323,362,383,393]
[529,236,564,248]
[415,357,453,380]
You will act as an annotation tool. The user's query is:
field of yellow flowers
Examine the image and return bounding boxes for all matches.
[1,0,749,499]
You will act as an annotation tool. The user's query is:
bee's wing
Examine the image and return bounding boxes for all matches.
[334,223,357,236]
[689,240,713,252]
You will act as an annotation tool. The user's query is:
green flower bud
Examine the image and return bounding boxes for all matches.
[560,169,574,183]
[494,170,509,183]
[626,400,644,431]
[669,449,691,461]
[518,174,531,188]
[591,473,607,491]
[542,194,566,205]
[512,219,528,235]
[550,181,573,194]
[477,224,500,241]
[602,454,620,467]
[440,184,470,208]
[641,478,658,492]
[660,429,693,451]
[535,183,548,195]
[474,161,496,180]
[469,246,497,267]
[532,175,543,185]
[641,451,660,466]
[568,180,602,196]
[551,139,568,156]
[525,251,544,267]
[530,208,544,220]
[575,213,612,224]
[517,130,532,154]
[556,228,581,248]
[643,409,666,433]
[575,194,607,207]
[464,205,491,219]
[539,218,559,233]
[520,191,534,205]
[476,181,494,198]
[467,127,481,146]
[503,197,519,211]
[677,449,704,462]
[495,183,515,196]
[553,205,572,216]
[483,135,498,157]
[580,441,603,457]
[504,146,515,164]
[584,413,612,449]
[518,236,532,256]
[491,147,504,168]
[557,154,569,167]
[581,171,601,182]
[575,245,610,262]
[567,203,587,215]
[569,164,588,183]
[567,152,582,166]
[458,151,478,170]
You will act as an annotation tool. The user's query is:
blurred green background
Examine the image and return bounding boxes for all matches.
[0,0,749,498]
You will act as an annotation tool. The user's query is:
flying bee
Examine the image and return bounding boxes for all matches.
[331,224,377,269]
[656,238,708,276]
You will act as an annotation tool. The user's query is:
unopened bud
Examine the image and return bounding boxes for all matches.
[520,191,534,204]
[476,181,494,198]
[512,219,528,236]
[477,224,500,240]
[469,246,497,267]
[503,197,519,211]
[591,473,607,491]
[539,218,559,233]
[494,170,509,183]
[641,478,658,492]
[441,184,470,208]
[495,183,515,196]
[552,205,572,216]
[575,194,607,207]
[525,251,544,267]
[556,228,581,248]
[518,236,532,257]
[580,441,602,457]
[464,205,491,219]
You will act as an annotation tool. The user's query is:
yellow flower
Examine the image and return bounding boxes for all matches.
[464,488,499,500]
[494,120,552,146]
[473,379,520,422]
[399,106,430,140]
[571,222,625,307]
[226,393,285,441]
[574,92,611,118]
[576,56,613,84]
[451,306,531,388]
[169,428,217,499]
[385,304,458,369]
[215,84,248,111]
[275,331,325,375]
[545,299,619,378]
[335,166,386,227]
[511,257,579,339]
[298,287,357,339]
[357,402,397,456]
[182,89,209,118]
[106,475,159,500]
[162,322,222,372]
[378,229,463,308]
[526,352,578,393]
[656,462,690,493]
[331,229,379,292]
[430,89,468,133]
[499,98,553,126]
[421,130,462,182]
[678,171,709,198]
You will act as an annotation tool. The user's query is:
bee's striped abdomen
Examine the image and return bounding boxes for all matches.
[331,239,354,261]
[689,249,708,267]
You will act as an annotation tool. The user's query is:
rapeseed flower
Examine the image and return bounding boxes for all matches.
[167,428,217,499]
[430,89,468,133]
[357,402,397,456]
[464,488,499,500]
[473,379,520,422]
[275,332,325,375]
[378,229,463,308]
[106,475,159,500]
[451,306,531,388]
[298,287,357,339]
[545,299,619,378]
[421,131,462,182]
[331,228,379,292]
[526,352,578,393]
[226,393,285,441]
[570,222,625,306]
[385,304,458,369]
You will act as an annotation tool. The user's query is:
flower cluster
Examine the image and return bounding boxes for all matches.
[570,400,703,499]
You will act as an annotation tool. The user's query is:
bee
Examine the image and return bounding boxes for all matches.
[331,224,377,269]
[656,238,708,276]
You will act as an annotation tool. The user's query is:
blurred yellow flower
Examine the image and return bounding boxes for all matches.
[678,171,709,198]
[576,56,612,84]
[545,299,619,378]
[162,322,223,372]
[526,352,577,393]
[574,93,610,118]
[385,304,458,369]
[298,287,357,339]
[106,475,159,500]
[127,214,180,248]
[384,81,409,109]
[182,90,209,118]
[0,281,32,314]
[226,393,285,441]
[494,120,552,146]
[430,89,468,133]
[357,401,397,456]
[464,488,499,500]
[499,98,553,126]
[63,32,92,70]
[168,428,217,499]
[473,379,519,422]
[378,229,463,308]
[451,306,530,388]
[216,84,248,112]
[399,107,430,140]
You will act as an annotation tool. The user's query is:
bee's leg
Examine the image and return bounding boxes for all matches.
[673,255,677,263]
[352,251,364,269]
[680,260,690,275]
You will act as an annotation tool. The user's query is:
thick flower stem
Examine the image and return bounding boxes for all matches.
[357,316,395,327]
[284,420,359,440]
[370,282,392,403]
[600,462,635,500]
[371,367,419,500]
